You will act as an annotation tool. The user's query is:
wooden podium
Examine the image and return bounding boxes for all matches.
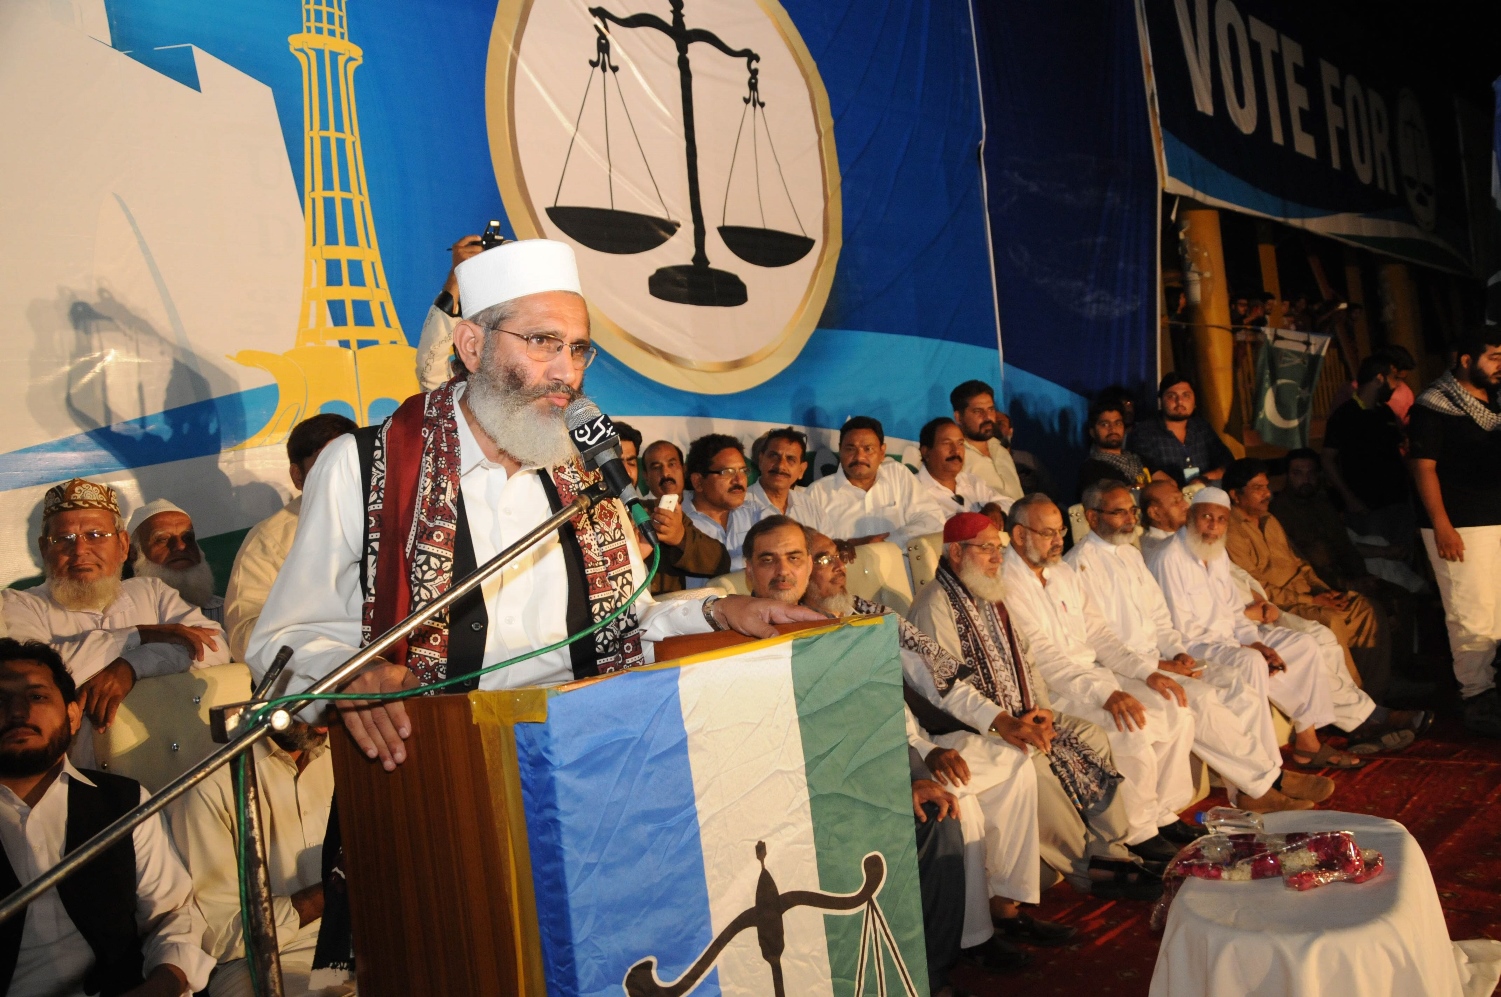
[328,622,829,995]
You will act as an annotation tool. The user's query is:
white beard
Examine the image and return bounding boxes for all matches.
[1185,529,1227,562]
[464,339,578,468]
[811,590,855,618]
[1102,525,1136,546]
[133,552,217,607]
[48,573,121,613]
[957,562,1007,604]
[1019,534,1062,568]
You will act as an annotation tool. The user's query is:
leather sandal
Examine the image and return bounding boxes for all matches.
[1288,742,1365,770]
[1347,727,1415,755]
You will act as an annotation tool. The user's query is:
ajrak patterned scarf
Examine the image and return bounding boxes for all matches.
[360,379,645,684]
[928,562,1119,814]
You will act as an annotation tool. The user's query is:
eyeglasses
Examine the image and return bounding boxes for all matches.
[812,550,853,567]
[493,328,598,369]
[1018,525,1066,542]
[701,466,748,479]
[961,541,1004,555]
[43,531,118,548]
[1092,506,1138,519]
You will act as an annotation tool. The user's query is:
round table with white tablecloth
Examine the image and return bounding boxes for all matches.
[1148,810,1496,997]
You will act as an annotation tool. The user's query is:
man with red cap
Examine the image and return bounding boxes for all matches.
[908,512,1161,903]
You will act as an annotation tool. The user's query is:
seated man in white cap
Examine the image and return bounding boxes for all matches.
[129,499,224,625]
[1000,494,1198,863]
[1143,481,1412,755]
[2,478,228,738]
[251,238,820,763]
[1148,487,1367,772]
[224,413,358,660]
[1066,481,1331,812]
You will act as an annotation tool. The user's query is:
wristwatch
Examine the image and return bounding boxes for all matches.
[701,594,727,632]
[433,289,461,317]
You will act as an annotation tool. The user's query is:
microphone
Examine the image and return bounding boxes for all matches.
[563,397,652,530]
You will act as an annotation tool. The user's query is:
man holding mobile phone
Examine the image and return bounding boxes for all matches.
[639,439,730,593]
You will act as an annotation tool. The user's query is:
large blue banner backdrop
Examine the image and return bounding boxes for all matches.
[0,0,1044,586]
[1139,0,1473,275]
[973,0,1157,459]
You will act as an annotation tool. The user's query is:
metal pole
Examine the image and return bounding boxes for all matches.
[0,493,595,927]
[232,752,284,997]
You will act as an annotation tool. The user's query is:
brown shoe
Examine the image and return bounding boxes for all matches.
[1278,769,1336,803]
[1237,786,1316,813]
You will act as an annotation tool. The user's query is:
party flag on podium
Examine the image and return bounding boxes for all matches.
[514,617,929,997]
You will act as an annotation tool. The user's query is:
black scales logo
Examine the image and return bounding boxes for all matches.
[549,0,815,308]
[623,841,918,997]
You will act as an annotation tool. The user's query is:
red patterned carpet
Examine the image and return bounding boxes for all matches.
[951,719,1501,996]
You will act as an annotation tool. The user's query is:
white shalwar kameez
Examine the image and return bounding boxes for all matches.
[1001,548,1195,845]
[1066,532,1282,798]
[1148,529,1336,734]
[901,644,1040,929]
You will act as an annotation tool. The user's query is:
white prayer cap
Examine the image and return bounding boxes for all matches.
[1191,486,1231,509]
[128,498,188,535]
[455,239,583,320]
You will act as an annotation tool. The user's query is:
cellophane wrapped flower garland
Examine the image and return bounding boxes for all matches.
[1150,830,1385,930]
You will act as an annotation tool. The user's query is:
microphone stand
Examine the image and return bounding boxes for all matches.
[0,487,614,997]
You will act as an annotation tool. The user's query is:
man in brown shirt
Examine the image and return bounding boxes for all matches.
[1271,450,1424,693]
[1223,459,1391,701]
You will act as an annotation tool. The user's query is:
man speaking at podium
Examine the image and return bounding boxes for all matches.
[248,238,820,771]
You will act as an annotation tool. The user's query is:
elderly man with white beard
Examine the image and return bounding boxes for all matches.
[1148,488,1369,771]
[1066,482,1331,812]
[1142,482,1405,755]
[908,514,1160,904]
[128,500,223,625]
[790,526,1080,961]
[3,479,228,740]
[252,240,823,983]
[1000,495,1199,862]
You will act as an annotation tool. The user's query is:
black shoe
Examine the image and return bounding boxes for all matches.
[1158,819,1208,846]
[1126,834,1180,864]
[1088,857,1163,901]
[994,911,1077,946]
[1464,691,1501,738]
[961,935,1030,972]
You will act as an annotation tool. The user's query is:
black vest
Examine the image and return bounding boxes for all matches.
[0,768,145,997]
[354,425,600,685]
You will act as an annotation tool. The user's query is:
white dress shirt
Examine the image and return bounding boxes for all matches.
[3,578,230,686]
[170,740,332,964]
[916,465,1012,516]
[961,438,1024,500]
[1000,547,1156,706]
[683,493,760,574]
[248,385,710,709]
[1064,532,1187,663]
[743,481,813,525]
[0,760,213,996]
[1146,529,1262,665]
[803,462,949,549]
[223,497,302,662]
[1138,526,1175,564]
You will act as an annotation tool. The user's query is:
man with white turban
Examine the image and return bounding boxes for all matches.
[1148,487,1365,771]
[1067,480,1331,812]
[128,499,223,625]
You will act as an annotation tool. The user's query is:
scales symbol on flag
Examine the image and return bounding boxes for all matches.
[623,840,918,997]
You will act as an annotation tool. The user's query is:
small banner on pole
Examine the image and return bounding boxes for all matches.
[1253,328,1331,448]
